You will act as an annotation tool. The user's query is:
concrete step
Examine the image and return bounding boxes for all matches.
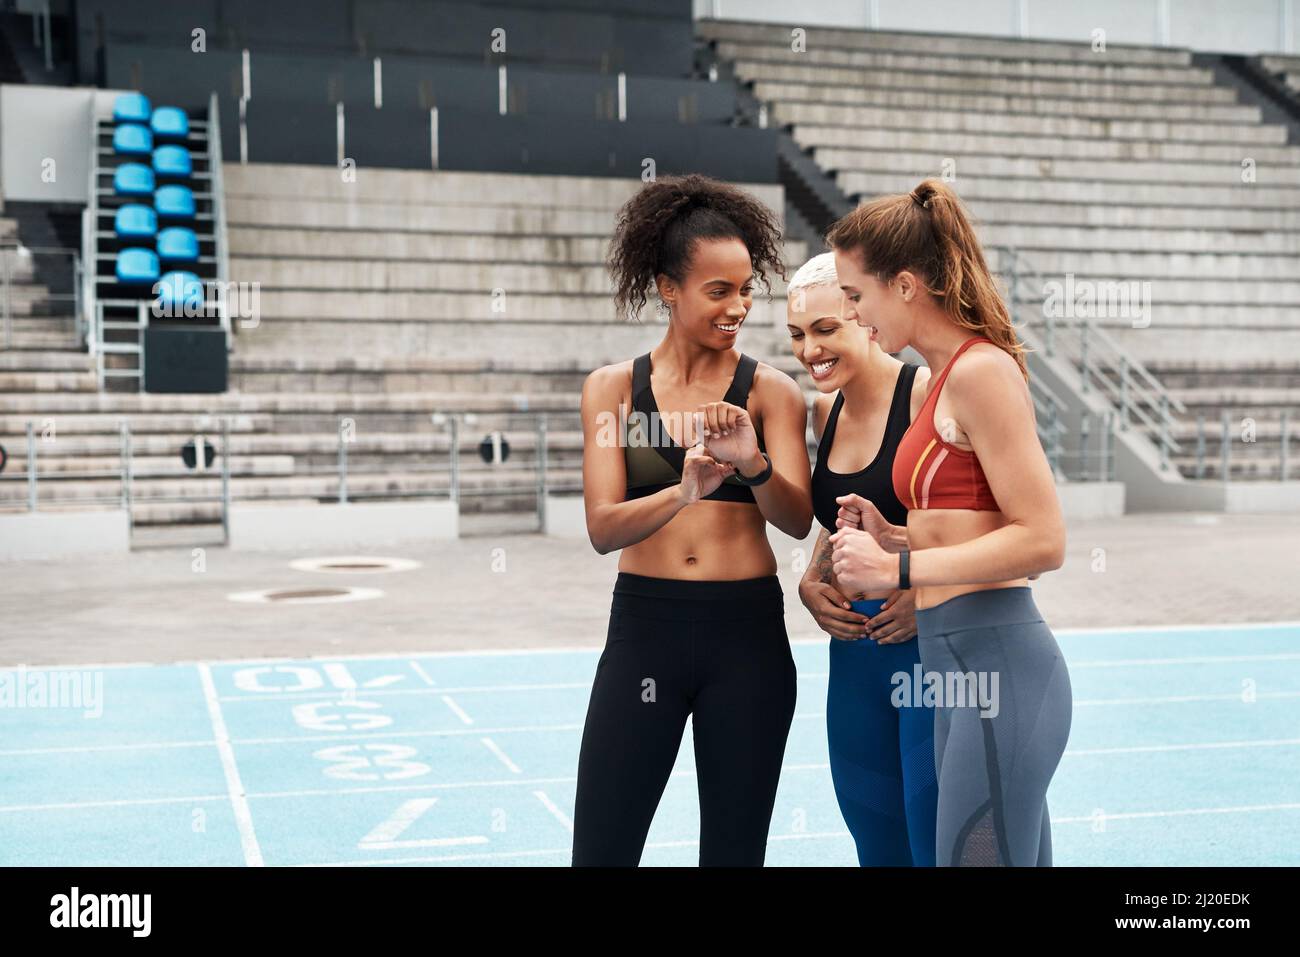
[252,290,789,323]
[0,371,97,392]
[794,125,1300,165]
[228,229,809,272]
[821,148,1300,187]
[1143,361,1300,389]
[1106,327,1300,363]
[698,19,1195,66]
[0,412,274,435]
[0,332,82,350]
[7,453,297,478]
[0,390,586,416]
[981,223,1300,255]
[0,468,586,509]
[225,163,786,213]
[734,60,1238,104]
[772,100,1285,143]
[0,350,93,373]
[986,249,1300,281]
[229,356,595,394]
[1162,387,1300,409]
[1017,302,1300,326]
[717,40,1214,85]
[841,172,1299,209]
[230,258,622,294]
[227,199,624,235]
[755,81,1261,123]
[970,201,1300,231]
[1170,457,1298,481]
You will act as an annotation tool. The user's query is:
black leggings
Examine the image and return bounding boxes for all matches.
[571,572,797,866]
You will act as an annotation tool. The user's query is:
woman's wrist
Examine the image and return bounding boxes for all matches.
[736,449,767,478]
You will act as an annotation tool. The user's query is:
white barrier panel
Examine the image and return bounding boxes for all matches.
[543,494,588,538]
[1056,481,1126,520]
[0,510,130,561]
[1224,482,1300,514]
[229,500,458,550]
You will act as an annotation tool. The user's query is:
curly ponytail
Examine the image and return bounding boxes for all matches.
[607,173,786,321]
[825,178,1027,380]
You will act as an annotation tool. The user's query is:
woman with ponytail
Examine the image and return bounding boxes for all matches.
[825,179,1072,867]
[571,174,813,866]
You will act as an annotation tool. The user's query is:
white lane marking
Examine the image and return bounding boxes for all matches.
[1066,736,1300,756]
[218,680,591,703]
[480,737,521,773]
[197,662,264,867]
[1071,652,1300,668]
[533,790,573,832]
[440,695,473,725]
[1053,802,1300,824]
[6,619,1300,671]
[409,661,436,686]
[0,794,228,813]
[356,797,489,851]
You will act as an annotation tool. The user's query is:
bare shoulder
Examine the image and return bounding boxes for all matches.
[947,342,1029,404]
[752,360,804,406]
[583,359,634,400]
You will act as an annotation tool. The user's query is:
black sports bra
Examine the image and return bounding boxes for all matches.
[623,352,765,504]
[811,363,916,532]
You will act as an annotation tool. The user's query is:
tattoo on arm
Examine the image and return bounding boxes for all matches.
[813,528,834,584]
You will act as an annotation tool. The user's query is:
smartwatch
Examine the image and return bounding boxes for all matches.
[733,451,773,486]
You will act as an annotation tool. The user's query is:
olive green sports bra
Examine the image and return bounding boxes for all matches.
[623,351,765,504]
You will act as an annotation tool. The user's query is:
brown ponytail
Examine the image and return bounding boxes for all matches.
[825,178,1027,380]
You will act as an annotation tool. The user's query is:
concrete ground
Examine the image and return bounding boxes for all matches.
[2,510,1298,667]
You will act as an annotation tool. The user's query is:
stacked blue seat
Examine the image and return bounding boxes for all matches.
[114,204,157,239]
[150,106,190,140]
[115,247,160,285]
[157,270,204,312]
[113,92,151,124]
[113,163,155,196]
[152,144,192,178]
[108,94,202,313]
[157,227,199,264]
[155,184,195,220]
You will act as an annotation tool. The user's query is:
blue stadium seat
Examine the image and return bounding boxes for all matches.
[113,92,152,124]
[113,163,155,196]
[154,184,195,219]
[157,227,199,263]
[115,248,160,285]
[114,204,157,239]
[113,123,153,155]
[150,106,190,140]
[152,144,192,178]
[156,270,205,312]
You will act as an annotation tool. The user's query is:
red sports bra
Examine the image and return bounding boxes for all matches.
[891,337,1001,512]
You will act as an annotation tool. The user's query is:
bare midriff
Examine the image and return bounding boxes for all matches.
[617,500,778,580]
[908,508,1028,610]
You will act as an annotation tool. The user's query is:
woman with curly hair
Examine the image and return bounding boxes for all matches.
[570,174,813,867]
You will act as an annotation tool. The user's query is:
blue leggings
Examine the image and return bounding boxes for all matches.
[826,599,939,866]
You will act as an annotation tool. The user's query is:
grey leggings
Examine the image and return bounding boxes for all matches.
[915,587,1072,867]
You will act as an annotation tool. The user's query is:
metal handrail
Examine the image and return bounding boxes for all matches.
[991,244,1185,469]
[208,92,232,347]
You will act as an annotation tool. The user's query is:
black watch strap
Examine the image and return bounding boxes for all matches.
[899,548,911,590]
[733,451,773,486]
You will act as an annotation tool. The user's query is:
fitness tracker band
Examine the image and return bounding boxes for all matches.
[899,548,911,590]
[733,451,773,486]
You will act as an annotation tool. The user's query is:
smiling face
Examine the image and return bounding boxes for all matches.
[656,237,754,347]
[786,283,870,393]
[832,246,918,355]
